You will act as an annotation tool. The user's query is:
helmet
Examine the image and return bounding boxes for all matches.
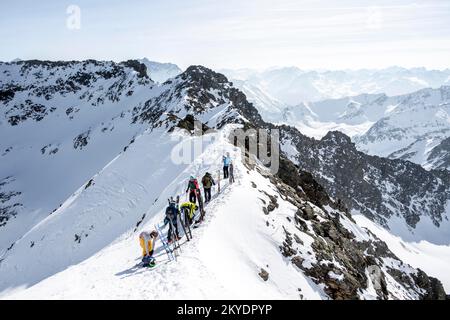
[190,175,195,179]
[139,231,150,239]
[150,230,158,238]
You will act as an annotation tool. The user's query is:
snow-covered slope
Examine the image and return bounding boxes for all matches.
[139,58,182,83]
[0,60,244,257]
[0,60,157,253]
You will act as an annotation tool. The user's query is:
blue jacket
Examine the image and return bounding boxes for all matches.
[223,156,231,167]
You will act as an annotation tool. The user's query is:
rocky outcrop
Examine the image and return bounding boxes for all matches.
[0,60,152,127]
[267,155,446,300]
[0,177,22,227]
[258,268,269,281]
[427,136,450,171]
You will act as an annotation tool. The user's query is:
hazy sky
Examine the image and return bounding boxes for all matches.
[1,0,449,70]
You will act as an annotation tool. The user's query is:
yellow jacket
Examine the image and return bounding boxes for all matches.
[139,234,154,257]
[180,202,196,218]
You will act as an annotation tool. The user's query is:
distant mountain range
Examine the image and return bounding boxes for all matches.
[221,66,450,105]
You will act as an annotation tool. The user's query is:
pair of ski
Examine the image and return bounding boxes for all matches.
[155,223,176,262]
[172,195,193,242]
[179,207,193,240]
[193,189,205,229]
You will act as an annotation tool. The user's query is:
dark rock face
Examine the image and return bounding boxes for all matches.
[279,126,450,229]
[73,130,91,150]
[427,136,450,170]
[412,270,447,300]
[6,100,54,126]
[120,60,149,79]
[0,88,16,103]
[170,114,211,134]
[0,177,23,227]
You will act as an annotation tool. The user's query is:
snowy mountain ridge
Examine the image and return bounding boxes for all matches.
[0,60,449,299]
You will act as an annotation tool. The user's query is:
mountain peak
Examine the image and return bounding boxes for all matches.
[321,130,353,145]
[182,65,229,84]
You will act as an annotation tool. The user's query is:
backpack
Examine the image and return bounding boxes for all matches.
[202,175,212,188]
[166,204,177,219]
[188,179,198,191]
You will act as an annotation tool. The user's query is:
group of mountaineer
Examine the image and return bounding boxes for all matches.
[138,153,234,267]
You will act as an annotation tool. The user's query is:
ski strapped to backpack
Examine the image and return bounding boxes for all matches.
[181,206,193,239]
[178,207,191,241]
[197,189,205,221]
[218,169,221,193]
[168,196,182,255]
[168,218,181,256]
